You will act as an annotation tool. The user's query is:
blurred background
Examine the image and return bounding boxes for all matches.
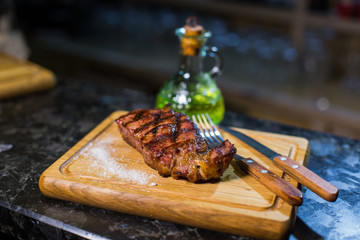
[2,0,360,139]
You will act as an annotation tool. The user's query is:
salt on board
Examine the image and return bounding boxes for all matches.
[74,133,158,186]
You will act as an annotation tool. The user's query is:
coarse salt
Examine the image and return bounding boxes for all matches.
[77,134,158,186]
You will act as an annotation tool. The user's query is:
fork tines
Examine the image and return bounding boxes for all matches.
[192,114,224,149]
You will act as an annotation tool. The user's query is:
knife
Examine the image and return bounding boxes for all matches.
[221,126,339,202]
[233,154,303,206]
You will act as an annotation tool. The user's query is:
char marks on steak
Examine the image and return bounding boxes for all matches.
[115,107,236,182]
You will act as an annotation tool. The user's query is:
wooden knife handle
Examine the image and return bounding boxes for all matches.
[273,155,338,202]
[234,155,303,206]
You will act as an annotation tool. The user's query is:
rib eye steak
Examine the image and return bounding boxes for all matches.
[115,107,236,182]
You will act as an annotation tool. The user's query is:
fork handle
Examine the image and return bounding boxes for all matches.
[273,155,338,202]
[234,155,303,206]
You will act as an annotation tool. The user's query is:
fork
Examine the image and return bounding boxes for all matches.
[193,114,303,206]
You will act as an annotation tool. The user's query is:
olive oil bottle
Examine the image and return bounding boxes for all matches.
[155,17,225,124]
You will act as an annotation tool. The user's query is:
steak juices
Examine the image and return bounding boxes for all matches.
[115,107,236,182]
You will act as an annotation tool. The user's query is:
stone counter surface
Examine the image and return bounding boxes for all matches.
[0,77,359,240]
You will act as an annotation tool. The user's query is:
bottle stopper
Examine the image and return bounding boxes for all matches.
[180,16,207,56]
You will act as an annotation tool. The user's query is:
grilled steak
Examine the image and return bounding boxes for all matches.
[115,107,236,182]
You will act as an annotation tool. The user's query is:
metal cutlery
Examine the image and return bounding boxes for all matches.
[193,114,303,206]
[221,125,338,202]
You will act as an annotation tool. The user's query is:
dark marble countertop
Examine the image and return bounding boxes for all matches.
[0,76,359,240]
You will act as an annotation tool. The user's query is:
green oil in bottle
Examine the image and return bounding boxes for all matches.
[155,72,225,124]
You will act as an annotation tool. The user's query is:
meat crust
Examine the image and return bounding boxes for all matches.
[115,107,236,182]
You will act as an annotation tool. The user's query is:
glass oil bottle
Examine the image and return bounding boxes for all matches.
[155,17,225,124]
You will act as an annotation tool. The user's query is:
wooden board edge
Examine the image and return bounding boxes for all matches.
[39,174,292,240]
[0,59,57,99]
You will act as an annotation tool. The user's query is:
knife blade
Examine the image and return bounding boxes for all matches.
[233,154,303,206]
[221,126,339,202]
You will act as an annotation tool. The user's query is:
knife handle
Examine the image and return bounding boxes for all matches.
[273,155,338,202]
[234,155,303,206]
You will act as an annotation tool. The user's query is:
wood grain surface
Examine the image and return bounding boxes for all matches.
[39,111,309,240]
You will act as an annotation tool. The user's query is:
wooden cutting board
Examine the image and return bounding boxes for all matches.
[39,111,309,240]
[0,52,56,99]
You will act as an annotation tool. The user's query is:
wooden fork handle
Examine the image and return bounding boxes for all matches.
[273,155,338,202]
[234,155,303,206]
